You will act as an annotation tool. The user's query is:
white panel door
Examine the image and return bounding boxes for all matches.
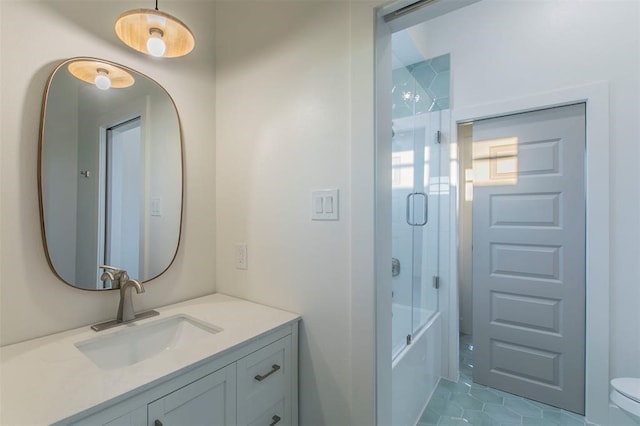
[472,104,585,414]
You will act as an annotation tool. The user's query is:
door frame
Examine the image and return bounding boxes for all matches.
[448,82,610,424]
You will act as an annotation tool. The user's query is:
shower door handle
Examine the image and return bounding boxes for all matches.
[406,192,428,226]
[405,193,414,226]
[415,192,428,226]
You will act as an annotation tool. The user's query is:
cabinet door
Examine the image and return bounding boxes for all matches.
[102,407,146,426]
[147,364,236,426]
[69,403,147,426]
[247,398,287,426]
[237,336,291,426]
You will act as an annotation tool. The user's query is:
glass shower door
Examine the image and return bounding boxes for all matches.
[391,52,448,359]
[413,111,440,334]
[391,86,418,357]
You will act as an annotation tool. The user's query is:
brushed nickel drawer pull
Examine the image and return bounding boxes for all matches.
[269,415,282,425]
[254,364,281,382]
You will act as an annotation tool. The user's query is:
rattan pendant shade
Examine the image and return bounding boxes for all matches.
[114,7,195,58]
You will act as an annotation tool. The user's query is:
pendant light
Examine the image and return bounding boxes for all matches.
[114,0,195,58]
[67,60,135,90]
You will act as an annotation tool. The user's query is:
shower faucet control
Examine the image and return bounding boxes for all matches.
[392,258,401,277]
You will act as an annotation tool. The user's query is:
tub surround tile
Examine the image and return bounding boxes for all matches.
[392,53,450,120]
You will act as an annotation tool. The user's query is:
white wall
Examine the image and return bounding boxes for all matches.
[0,0,217,346]
[41,68,79,282]
[214,2,378,425]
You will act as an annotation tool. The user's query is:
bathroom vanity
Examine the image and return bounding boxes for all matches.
[0,294,300,425]
[19,58,301,425]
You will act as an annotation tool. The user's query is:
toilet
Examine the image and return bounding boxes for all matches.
[611,377,640,418]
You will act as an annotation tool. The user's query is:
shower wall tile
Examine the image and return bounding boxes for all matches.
[392,53,450,119]
[428,70,450,100]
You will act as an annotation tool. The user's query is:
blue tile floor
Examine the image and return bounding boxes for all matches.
[417,334,597,426]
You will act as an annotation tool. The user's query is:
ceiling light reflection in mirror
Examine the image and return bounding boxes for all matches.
[67,60,135,90]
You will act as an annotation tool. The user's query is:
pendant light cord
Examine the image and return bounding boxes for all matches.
[155,0,158,11]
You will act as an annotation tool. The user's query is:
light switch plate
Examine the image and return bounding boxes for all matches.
[311,189,339,221]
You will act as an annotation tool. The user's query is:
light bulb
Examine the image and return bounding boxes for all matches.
[147,28,166,57]
[94,69,111,90]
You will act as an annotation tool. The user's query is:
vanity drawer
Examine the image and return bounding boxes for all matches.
[247,398,288,426]
[237,335,291,425]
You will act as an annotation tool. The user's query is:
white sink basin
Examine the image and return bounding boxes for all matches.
[75,315,222,370]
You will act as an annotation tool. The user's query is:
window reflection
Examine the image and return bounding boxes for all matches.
[472,137,518,186]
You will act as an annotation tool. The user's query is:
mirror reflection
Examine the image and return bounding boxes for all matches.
[39,57,183,290]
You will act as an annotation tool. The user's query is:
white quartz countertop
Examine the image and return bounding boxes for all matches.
[0,293,300,425]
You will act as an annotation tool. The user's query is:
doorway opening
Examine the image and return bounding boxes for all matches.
[98,117,143,288]
[374,1,612,424]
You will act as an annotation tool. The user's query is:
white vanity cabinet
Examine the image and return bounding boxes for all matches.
[0,294,300,426]
[64,327,297,426]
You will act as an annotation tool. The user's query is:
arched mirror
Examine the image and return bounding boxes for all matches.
[38,57,183,290]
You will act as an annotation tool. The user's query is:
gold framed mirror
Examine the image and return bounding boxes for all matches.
[38,57,183,290]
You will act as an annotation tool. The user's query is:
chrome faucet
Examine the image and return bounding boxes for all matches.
[117,279,144,322]
[91,268,159,332]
